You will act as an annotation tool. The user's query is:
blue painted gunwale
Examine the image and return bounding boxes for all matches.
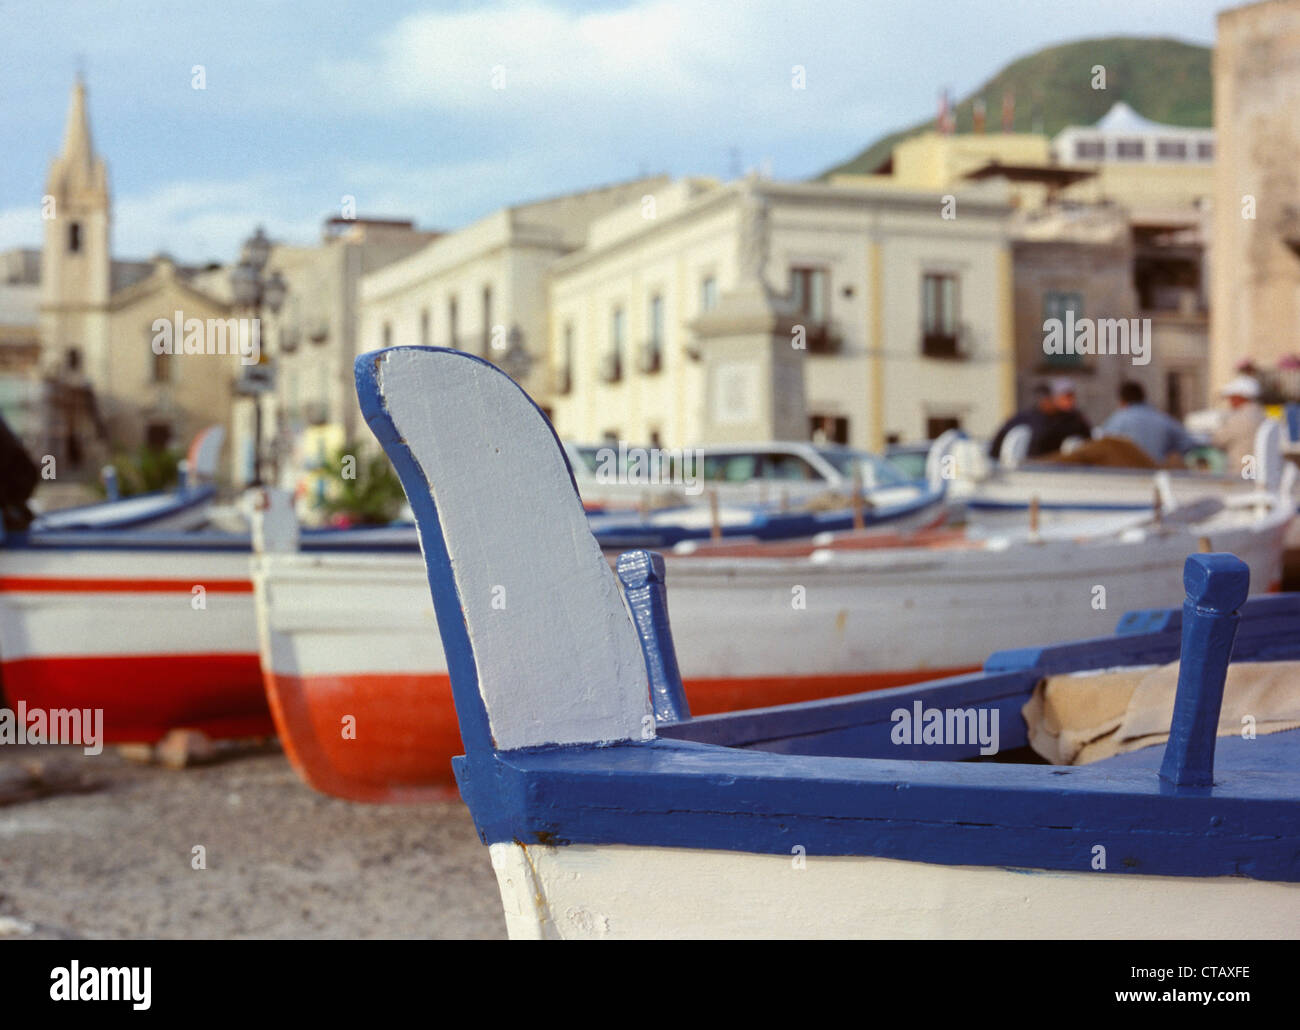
[30,484,216,531]
[587,483,947,549]
[0,524,423,554]
[355,346,1300,883]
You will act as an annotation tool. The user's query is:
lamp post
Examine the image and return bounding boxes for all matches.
[498,324,534,383]
[230,226,287,486]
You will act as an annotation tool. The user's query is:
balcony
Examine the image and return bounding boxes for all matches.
[599,352,623,383]
[800,321,843,355]
[921,328,969,360]
[638,341,662,374]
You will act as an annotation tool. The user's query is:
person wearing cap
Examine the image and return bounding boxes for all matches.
[1096,380,1197,463]
[1030,378,1092,457]
[1212,375,1265,475]
[988,383,1054,459]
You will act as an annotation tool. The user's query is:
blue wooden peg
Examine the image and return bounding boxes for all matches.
[1158,553,1250,789]
[616,549,691,724]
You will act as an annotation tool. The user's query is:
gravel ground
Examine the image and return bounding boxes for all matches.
[0,743,505,939]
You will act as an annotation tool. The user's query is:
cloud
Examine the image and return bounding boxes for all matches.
[318,1,880,134]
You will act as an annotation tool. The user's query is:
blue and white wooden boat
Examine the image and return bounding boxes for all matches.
[358,345,1300,939]
[30,483,217,533]
[946,423,1293,532]
[584,485,947,549]
[30,425,228,533]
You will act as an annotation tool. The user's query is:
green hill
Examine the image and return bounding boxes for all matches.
[820,36,1212,178]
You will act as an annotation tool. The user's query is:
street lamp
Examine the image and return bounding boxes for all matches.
[498,324,534,383]
[230,226,287,486]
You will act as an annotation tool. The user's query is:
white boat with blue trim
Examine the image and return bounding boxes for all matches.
[356,344,1300,938]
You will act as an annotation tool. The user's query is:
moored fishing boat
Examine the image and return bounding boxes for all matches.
[944,423,1291,531]
[30,426,227,533]
[354,344,1300,938]
[583,482,947,549]
[0,533,267,742]
[252,346,1293,804]
[0,520,432,744]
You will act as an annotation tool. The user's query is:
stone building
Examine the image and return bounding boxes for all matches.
[37,79,238,480]
[1212,0,1300,397]
[844,116,1211,421]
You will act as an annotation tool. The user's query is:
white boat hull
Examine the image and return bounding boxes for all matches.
[261,506,1290,695]
[489,841,1300,939]
[0,546,270,741]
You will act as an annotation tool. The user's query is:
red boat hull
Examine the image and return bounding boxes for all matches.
[260,665,978,800]
[2,652,272,743]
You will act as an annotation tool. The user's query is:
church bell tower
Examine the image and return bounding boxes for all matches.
[40,76,112,388]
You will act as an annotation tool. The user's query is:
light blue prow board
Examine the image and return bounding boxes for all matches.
[354,345,652,754]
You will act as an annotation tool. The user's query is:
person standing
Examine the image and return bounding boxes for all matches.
[1030,378,1091,457]
[988,384,1053,459]
[1096,380,1197,463]
[1212,375,1266,476]
[0,413,38,531]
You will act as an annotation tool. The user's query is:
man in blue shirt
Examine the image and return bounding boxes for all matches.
[1097,381,1197,463]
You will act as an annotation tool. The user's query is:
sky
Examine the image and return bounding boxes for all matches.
[0,0,1229,264]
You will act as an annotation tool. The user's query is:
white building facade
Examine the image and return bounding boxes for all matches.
[546,176,1016,450]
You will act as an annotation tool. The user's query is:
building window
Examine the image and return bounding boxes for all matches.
[382,322,392,348]
[649,294,664,349]
[810,414,849,445]
[700,275,717,313]
[448,296,459,348]
[926,416,961,439]
[1157,140,1187,160]
[1167,370,1184,419]
[553,322,574,395]
[921,273,959,357]
[790,267,829,322]
[68,222,81,253]
[1043,291,1084,368]
[1115,139,1145,160]
[641,293,664,372]
[1197,141,1214,161]
[66,347,82,373]
[420,308,430,347]
[482,285,493,356]
[1074,139,1105,161]
[600,307,626,383]
[152,348,170,383]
